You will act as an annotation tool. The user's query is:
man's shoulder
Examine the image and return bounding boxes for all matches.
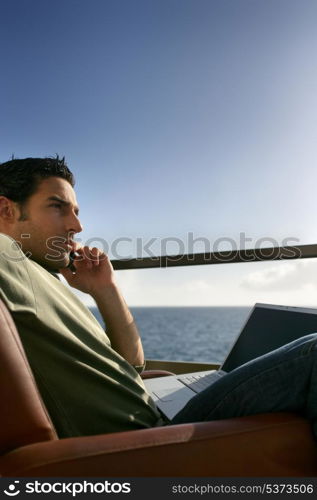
[0,233,36,312]
[0,233,27,262]
[0,233,31,278]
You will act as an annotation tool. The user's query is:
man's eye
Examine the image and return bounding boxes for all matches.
[50,203,62,209]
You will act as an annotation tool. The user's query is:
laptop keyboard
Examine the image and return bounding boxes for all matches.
[178,371,224,393]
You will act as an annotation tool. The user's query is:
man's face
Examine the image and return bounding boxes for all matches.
[11,176,82,270]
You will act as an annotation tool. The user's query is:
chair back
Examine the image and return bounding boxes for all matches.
[0,299,57,454]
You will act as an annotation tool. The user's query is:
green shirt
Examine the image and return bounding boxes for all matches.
[0,233,162,437]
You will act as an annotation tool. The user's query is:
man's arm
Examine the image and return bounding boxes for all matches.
[92,283,144,368]
[60,246,144,368]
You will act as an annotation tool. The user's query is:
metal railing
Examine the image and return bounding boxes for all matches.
[111,243,317,270]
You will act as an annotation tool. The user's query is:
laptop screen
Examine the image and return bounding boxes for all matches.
[221,303,317,372]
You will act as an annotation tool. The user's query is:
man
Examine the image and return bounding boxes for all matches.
[0,157,316,439]
[0,157,163,437]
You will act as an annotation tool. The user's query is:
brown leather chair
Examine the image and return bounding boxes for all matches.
[0,299,316,477]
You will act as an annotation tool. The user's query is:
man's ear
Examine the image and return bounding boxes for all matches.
[0,196,17,221]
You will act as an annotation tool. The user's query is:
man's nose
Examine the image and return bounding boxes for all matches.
[67,213,83,234]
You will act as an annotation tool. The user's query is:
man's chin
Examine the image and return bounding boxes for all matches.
[55,256,71,271]
[38,254,70,271]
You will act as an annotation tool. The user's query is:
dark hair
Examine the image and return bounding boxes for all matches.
[0,156,75,204]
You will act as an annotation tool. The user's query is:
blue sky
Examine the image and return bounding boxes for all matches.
[1,0,317,306]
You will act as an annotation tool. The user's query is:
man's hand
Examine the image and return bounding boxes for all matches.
[59,245,144,369]
[59,245,115,297]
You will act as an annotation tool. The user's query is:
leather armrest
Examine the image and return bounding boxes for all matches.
[1,413,316,477]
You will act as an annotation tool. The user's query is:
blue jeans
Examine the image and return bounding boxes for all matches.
[171,333,317,438]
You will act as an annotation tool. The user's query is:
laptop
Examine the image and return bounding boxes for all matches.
[144,303,317,420]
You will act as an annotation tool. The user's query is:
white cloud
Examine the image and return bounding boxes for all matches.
[241,260,317,291]
[115,269,219,306]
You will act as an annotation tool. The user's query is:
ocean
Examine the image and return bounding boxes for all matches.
[89,306,252,364]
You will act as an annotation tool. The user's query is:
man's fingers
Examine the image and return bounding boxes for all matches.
[90,247,100,265]
[74,246,107,268]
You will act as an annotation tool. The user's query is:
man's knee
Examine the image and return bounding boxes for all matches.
[286,332,317,355]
